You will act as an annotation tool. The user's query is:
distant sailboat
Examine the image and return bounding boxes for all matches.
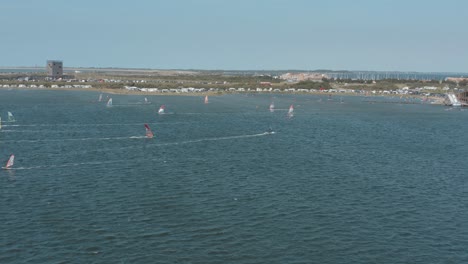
[144,124,154,138]
[265,126,275,135]
[158,105,165,114]
[269,102,275,112]
[7,111,15,122]
[2,154,14,170]
[287,104,294,118]
[106,98,113,107]
[98,94,103,102]
[204,95,209,104]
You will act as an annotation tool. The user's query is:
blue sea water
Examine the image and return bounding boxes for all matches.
[1,90,468,263]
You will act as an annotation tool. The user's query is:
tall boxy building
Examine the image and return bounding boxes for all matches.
[47,60,63,78]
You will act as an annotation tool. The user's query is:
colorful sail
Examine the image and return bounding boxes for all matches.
[269,102,275,112]
[3,154,14,169]
[204,95,209,104]
[7,111,15,122]
[158,105,165,114]
[288,104,294,117]
[106,98,113,107]
[144,124,154,138]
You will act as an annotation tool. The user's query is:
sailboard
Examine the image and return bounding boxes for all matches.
[287,104,294,118]
[265,126,275,135]
[204,95,209,104]
[2,154,14,170]
[144,97,149,104]
[106,98,113,107]
[144,124,154,138]
[269,102,275,112]
[158,105,165,115]
[7,111,15,122]
[98,94,103,102]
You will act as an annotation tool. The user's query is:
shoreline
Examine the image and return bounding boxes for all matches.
[0,86,446,104]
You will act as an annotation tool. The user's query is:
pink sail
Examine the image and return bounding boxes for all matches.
[144,124,154,138]
[204,96,209,104]
[287,104,294,118]
[3,154,14,169]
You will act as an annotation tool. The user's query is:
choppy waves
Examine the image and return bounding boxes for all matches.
[1,91,468,263]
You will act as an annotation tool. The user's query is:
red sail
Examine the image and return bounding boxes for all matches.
[144,124,153,138]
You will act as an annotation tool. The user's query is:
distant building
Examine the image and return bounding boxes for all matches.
[260,82,272,86]
[280,72,327,82]
[457,91,468,106]
[47,60,63,79]
[445,77,468,83]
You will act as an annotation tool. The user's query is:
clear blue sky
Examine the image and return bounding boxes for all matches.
[1,0,467,72]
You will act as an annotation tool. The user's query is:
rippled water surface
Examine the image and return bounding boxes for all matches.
[1,90,468,263]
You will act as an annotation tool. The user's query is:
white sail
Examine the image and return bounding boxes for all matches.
[2,154,14,169]
[204,96,209,104]
[158,105,165,114]
[7,111,15,122]
[269,102,275,112]
[106,98,113,107]
[446,93,461,107]
[0,117,2,130]
[98,94,103,102]
[287,104,294,118]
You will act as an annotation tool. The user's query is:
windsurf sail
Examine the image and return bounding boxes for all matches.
[7,111,15,122]
[2,154,14,170]
[288,104,294,117]
[204,95,209,104]
[0,117,2,130]
[269,102,275,112]
[158,105,165,114]
[144,124,154,138]
[106,98,113,107]
[144,97,149,103]
[98,94,103,102]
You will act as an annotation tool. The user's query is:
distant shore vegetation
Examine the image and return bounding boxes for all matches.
[1,70,467,94]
